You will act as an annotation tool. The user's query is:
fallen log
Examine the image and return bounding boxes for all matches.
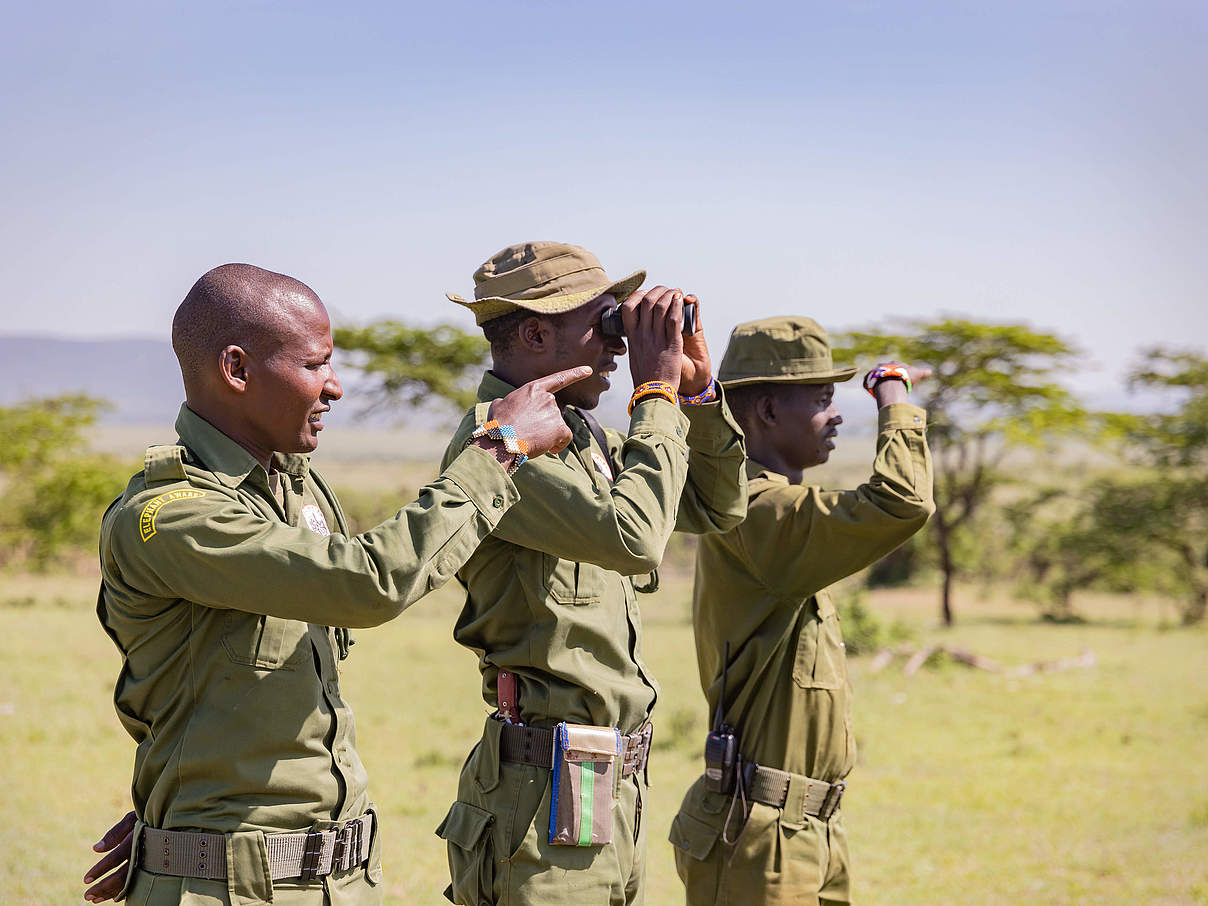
[868,645,1095,678]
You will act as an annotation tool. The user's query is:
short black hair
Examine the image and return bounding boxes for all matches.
[480,308,534,355]
[171,263,319,387]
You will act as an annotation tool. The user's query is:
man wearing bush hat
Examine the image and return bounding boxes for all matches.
[669,316,934,905]
[436,241,748,905]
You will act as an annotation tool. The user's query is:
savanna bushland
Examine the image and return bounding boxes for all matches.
[2,323,1206,905]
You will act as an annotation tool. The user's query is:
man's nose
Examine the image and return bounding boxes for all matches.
[609,336,628,356]
[325,368,344,401]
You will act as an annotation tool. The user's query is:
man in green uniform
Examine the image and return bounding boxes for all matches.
[84,263,592,906]
[668,316,934,906]
[435,242,748,906]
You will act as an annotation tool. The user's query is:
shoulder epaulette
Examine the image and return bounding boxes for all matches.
[144,445,189,483]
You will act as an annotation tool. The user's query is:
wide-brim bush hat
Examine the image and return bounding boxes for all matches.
[447,241,646,326]
[718,316,858,387]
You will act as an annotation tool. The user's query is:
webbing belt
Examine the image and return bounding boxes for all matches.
[744,763,846,822]
[139,814,373,882]
[499,722,653,778]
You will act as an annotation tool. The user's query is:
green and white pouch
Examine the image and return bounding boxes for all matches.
[548,723,620,846]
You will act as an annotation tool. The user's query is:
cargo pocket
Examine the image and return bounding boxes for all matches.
[791,591,844,690]
[543,555,605,604]
[669,809,725,862]
[221,612,308,669]
[436,801,495,906]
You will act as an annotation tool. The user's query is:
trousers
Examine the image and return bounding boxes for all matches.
[438,716,649,906]
[670,775,852,906]
[122,864,377,906]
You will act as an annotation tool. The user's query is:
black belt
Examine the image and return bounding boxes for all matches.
[499,722,653,778]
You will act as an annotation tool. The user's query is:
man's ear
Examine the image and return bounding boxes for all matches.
[516,315,550,353]
[755,391,777,429]
[219,345,250,393]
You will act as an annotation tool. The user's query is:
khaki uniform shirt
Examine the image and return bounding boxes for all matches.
[692,403,933,781]
[441,372,748,734]
[98,405,520,838]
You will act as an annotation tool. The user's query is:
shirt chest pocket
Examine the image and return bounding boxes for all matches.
[221,611,310,669]
[544,554,606,605]
[791,590,847,690]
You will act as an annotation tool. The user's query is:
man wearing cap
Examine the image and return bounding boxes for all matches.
[435,242,748,906]
[80,263,592,906]
[668,317,934,906]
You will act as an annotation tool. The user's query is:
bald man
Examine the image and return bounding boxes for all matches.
[85,264,590,906]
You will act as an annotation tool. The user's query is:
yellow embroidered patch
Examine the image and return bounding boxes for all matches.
[139,489,206,542]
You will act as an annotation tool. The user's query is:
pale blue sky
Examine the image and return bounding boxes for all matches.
[2,0,1204,396]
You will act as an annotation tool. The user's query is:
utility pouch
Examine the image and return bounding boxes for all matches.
[548,722,620,847]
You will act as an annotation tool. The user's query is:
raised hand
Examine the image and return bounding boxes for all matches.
[83,810,136,903]
[870,361,932,407]
[620,286,684,393]
[678,293,712,397]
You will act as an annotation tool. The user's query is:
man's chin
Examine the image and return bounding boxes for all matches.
[805,448,830,468]
[558,385,606,411]
[293,432,321,453]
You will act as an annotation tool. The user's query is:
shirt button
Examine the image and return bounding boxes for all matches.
[913,416,922,423]
[492,495,504,509]
[676,426,685,438]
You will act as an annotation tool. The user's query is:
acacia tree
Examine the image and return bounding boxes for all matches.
[1107,348,1208,624]
[833,318,1085,626]
[333,321,489,415]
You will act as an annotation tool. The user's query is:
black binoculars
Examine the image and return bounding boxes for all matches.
[600,302,698,338]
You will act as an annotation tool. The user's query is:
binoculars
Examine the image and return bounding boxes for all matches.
[600,302,698,338]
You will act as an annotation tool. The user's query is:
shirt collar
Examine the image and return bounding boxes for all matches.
[174,404,310,490]
[745,456,790,485]
[476,370,585,422]
[476,370,518,402]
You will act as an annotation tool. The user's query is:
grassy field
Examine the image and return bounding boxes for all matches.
[3,569,1206,905]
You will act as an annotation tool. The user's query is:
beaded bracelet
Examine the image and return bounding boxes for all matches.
[471,420,530,475]
[628,380,679,415]
[678,378,718,406]
[863,365,912,398]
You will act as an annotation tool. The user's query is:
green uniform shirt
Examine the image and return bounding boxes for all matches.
[441,372,748,734]
[98,404,520,836]
[692,403,933,781]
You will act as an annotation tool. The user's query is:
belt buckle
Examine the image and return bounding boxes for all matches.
[818,780,846,821]
[630,724,652,776]
[298,829,325,882]
[332,825,347,872]
[334,819,363,873]
[351,818,364,867]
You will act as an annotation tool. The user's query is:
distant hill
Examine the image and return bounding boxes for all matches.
[0,334,635,430]
[0,335,183,424]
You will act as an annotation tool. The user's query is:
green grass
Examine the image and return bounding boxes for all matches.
[3,575,1206,905]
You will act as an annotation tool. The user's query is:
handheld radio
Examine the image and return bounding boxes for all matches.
[703,642,740,794]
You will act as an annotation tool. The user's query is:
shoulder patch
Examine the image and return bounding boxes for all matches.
[139,489,206,541]
[301,504,331,536]
[144,445,189,483]
[591,450,614,481]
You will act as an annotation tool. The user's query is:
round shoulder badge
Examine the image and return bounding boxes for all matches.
[301,504,331,536]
